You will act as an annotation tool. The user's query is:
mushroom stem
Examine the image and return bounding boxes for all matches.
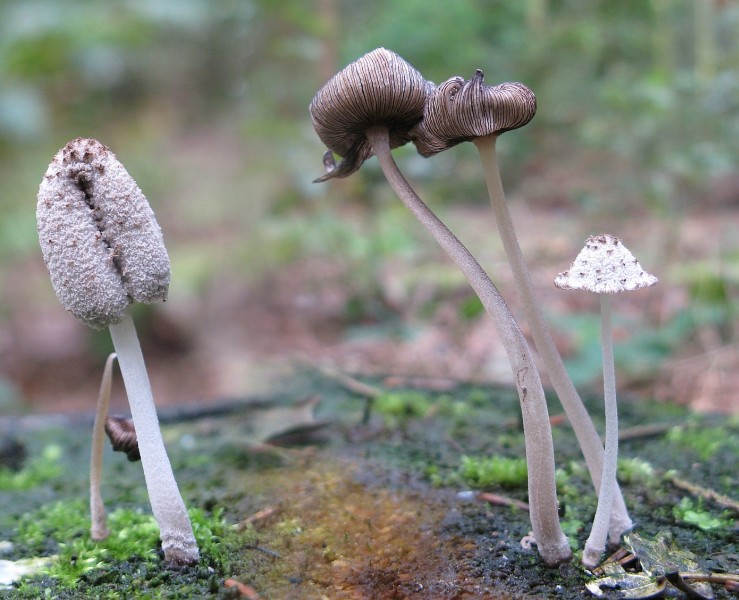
[367,125,571,566]
[474,135,632,542]
[582,295,619,568]
[90,352,117,541]
[108,312,199,566]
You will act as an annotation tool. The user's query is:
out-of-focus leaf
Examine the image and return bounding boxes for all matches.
[248,396,326,445]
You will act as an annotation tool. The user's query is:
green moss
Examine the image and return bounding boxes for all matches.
[672,498,732,532]
[0,444,63,491]
[374,391,433,427]
[617,457,655,486]
[457,455,528,490]
[11,500,237,591]
[665,424,736,460]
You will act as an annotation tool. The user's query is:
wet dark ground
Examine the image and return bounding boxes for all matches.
[0,370,737,598]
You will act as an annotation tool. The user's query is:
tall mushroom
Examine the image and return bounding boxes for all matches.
[311,48,571,565]
[36,137,199,566]
[411,70,633,542]
[555,234,658,568]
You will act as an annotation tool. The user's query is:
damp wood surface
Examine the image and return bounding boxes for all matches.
[0,370,737,599]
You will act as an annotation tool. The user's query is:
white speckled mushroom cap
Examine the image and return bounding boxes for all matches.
[37,138,170,329]
[554,234,658,294]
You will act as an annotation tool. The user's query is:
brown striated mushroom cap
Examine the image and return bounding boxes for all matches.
[411,70,536,157]
[309,47,433,182]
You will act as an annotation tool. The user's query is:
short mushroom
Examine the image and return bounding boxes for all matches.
[555,234,658,568]
[90,353,117,541]
[311,49,571,566]
[411,70,633,543]
[37,138,199,566]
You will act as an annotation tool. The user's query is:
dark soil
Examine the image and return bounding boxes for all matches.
[0,370,737,598]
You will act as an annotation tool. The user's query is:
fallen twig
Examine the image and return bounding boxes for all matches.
[618,423,674,441]
[224,578,261,599]
[478,492,530,512]
[669,475,739,513]
[236,506,280,531]
[306,361,383,398]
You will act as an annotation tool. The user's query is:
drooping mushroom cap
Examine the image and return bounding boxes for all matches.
[411,70,537,157]
[309,47,432,182]
[37,138,170,329]
[554,234,658,294]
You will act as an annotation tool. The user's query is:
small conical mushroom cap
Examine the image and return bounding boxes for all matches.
[411,70,536,157]
[37,138,170,329]
[554,234,658,294]
[309,47,432,182]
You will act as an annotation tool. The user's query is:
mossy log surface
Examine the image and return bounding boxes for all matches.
[1,370,737,598]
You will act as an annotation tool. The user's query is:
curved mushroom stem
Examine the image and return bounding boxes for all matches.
[366,126,571,566]
[108,312,199,566]
[583,295,619,568]
[90,352,117,541]
[474,135,632,543]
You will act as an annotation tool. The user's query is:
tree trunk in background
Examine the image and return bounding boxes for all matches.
[694,0,716,85]
[317,0,339,85]
[527,0,547,36]
[651,0,674,79]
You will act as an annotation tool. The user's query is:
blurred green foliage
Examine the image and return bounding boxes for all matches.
[1,0,738,400]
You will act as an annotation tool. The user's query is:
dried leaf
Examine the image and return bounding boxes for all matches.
[625,532,699,575]
[586,562,666,598]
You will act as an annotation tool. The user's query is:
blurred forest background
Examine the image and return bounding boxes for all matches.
[0,0,737,416]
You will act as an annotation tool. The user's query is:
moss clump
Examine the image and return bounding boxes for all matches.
[374,391,433,427]
[11,500,235,592]
[672,498,732,532]
[0,444,62,491]
[617,457,655,486]
[666,425,737,461]
[457,455,528,490]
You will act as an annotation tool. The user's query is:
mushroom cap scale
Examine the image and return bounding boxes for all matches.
[37,138,170,329]
[554,234,658,294]
[411,70,537,157]
[309,47,432,181]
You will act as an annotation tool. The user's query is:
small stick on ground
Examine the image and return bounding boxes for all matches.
[224,578,262,599]
[236,506,281,531]
[302,360,382,398]
[618,423,674,442]
[668,476,739,512]
[478,492,530,512]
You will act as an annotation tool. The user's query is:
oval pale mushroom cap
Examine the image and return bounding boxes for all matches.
[554,234,658,294]
[411,70,537,157]
[309,47,432,182]
[37,138,170,329]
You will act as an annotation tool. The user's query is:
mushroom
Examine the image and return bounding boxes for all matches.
[554,234,658,568]
[36,138,199,566]
[90,353,117,541]
[310,49,571,566]
[411,70,633,543]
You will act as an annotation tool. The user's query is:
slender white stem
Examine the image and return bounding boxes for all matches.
[583,296,619,568]
[367,126,571,566]
[108,312,199,566]
[90,352,116,541]
[474,135,632,542]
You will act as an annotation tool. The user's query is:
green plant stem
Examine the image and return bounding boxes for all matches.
[583,296,619,568]
[366,125,571,566]
[474,135,632,542]
[90,352,116,542]
[109,312,199,566]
